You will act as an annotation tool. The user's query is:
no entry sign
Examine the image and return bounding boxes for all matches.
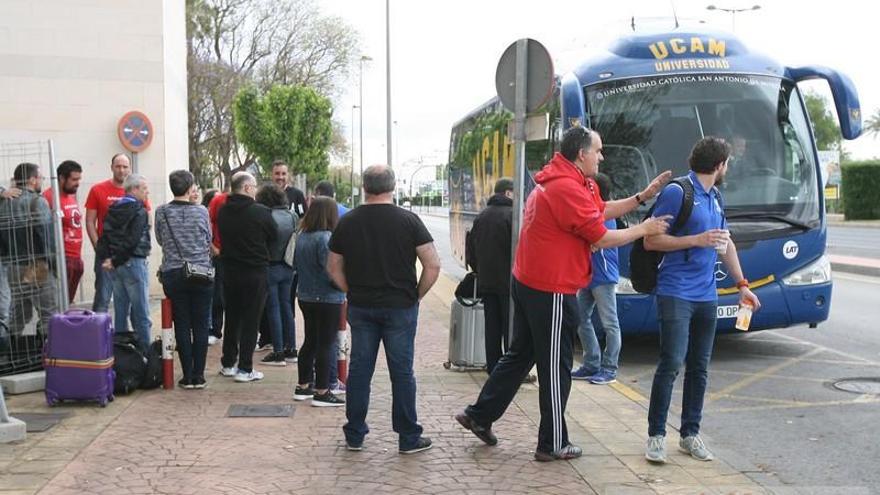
[117,111,153,153]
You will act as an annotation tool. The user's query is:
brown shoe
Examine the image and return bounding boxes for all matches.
[455,412,497,446]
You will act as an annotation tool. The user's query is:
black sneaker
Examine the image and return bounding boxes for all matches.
[283,348,298,363]
[293,386,315,401]
[455,412,497,446]
[534,443,583,462]
[178,377,193,389]
[312,391,345,407]
[260,351,287,366]
[345,441,363,451]
[399,437,433,455]
[191,376,207,389]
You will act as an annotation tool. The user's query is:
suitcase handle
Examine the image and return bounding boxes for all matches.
[63,309,96,325]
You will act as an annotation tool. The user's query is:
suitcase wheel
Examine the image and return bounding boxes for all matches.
[443,361,451,370]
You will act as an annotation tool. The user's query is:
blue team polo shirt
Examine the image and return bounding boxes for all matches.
[653,171,726,302]
[588,218,619,288]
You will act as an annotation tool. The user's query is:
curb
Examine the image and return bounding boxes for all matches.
[832,261,880,278]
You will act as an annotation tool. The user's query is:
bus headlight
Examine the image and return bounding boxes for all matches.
[617,277,639,294]
[782,255,832,286]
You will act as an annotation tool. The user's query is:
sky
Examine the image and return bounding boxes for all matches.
[320,0,878,181]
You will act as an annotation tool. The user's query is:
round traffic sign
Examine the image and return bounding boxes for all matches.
[495,39,555,114]
[117,111,153,153]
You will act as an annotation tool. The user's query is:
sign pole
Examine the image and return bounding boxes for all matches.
[132,152,138,174]
[509,39,529,345]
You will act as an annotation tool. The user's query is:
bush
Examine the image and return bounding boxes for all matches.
[841,160,880,220]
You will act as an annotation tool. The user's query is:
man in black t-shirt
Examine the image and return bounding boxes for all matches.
[271,160,308,218]
[328,164,441,455]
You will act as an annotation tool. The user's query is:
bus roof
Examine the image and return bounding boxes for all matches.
[571,28,785,87]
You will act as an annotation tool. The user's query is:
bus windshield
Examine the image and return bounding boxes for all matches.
[586,74,820,233]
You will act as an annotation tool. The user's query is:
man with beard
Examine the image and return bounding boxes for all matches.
[643,136,761,464]
[43,160,84,303]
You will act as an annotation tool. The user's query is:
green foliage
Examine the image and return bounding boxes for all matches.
[865,108,880,138]
[804,92,842,151]
[233,84,333,181]
[841,160,880,220]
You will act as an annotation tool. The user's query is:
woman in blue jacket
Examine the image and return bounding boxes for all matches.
[292,197,345,406]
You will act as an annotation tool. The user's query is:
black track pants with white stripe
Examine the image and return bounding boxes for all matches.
[465,277,578,454]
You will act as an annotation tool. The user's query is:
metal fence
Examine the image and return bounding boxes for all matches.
[0,141,67,377]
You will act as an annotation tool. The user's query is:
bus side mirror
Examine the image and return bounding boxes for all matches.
[787,65,862,140]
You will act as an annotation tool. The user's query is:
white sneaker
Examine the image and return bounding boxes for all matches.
[208,335,219,346]
[234,370,265,382]
[219,366,238,377]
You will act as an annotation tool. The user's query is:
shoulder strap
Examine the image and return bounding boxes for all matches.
[161,208,185,259]
[670,177,694,234]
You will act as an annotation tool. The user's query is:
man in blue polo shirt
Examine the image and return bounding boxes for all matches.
[642,136,761,464]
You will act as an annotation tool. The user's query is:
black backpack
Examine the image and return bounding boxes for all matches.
[112,332,147,395]
[629,177,695,294]
[140,339,163,390]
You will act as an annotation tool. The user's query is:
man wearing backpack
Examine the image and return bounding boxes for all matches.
[456,126,672,462]
[643,136,761,464]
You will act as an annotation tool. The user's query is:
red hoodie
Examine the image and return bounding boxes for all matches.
[512,152,607,294]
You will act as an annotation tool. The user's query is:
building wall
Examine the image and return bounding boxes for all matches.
[0,0,188,302]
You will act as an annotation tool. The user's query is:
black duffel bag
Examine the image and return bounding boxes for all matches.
[112,332,147,395]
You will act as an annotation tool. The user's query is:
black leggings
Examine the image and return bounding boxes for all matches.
[297,301,342,390]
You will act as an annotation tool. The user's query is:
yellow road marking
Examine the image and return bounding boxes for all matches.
[708,347,824,401]
[609,381,649,403]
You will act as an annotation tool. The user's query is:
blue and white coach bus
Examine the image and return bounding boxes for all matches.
[447,28,861,334]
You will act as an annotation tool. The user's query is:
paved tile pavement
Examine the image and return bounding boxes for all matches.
[2,275,774,494]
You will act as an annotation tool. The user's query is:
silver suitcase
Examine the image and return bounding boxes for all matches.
[445,299,486,370]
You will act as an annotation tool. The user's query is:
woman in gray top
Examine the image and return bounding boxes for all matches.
[256,184,297,366]
[155,170,213,389]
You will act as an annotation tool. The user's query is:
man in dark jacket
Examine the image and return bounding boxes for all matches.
[466,177,513,374]
[1,162,58,342]
[217,172,277,383]
[96,173,151,352]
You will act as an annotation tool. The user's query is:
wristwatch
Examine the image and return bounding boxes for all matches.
[635,193,646,206]
[736,279,750,289]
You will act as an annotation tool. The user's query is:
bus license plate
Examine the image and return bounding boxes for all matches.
[717,305,738,319]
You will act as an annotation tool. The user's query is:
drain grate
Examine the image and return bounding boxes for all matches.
[11,412,71,432]
[227,404,294,417]
[831,377,880,395]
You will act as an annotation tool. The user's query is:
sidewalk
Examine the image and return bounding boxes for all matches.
[2,276,771,494]
[826,213,880,229]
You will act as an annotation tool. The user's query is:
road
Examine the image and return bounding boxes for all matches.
[420,211,880,493]
[828,225,880,260]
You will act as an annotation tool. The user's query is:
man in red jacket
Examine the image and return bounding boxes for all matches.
[457,126,671,461]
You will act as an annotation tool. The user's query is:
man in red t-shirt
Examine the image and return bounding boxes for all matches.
[84,153,150,312]
[43,160,84,303]
[207,189,229,342]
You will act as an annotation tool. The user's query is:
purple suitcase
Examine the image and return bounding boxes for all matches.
[44,309,115,407]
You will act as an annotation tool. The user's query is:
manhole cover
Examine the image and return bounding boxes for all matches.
[227,404,294,417]
[11,412,71,432]
[831,377,880,395]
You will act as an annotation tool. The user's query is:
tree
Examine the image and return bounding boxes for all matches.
[233,84,333,182]
[187,0,358,188]
[865,108,880,138]
[803,91,842,151]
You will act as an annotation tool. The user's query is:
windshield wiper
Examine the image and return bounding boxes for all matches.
[725,212,813,230]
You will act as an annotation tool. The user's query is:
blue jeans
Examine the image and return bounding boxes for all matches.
[647,295,717,438]
[112,258,152,352]
[343,304,422,449]
[577,283,621,374]
[266,264,295,354]
[161,268,212,380]
[92,256,115,313]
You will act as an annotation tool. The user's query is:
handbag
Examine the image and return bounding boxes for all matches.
[283,230,297,267]
[162,209,215,285]
[454,272,480,307]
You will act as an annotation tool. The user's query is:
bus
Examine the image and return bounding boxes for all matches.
[447,28,862,335]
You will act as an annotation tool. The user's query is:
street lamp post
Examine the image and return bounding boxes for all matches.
[350,104,359,206]
[386,0,393,172]
[706,4,760,32]
[358,55,371,206]
[393,119,399,204]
